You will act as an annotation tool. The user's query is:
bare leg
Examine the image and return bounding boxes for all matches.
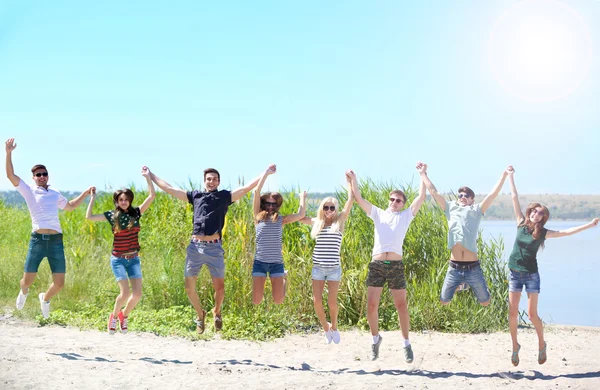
[367,287,383,336]
[184,276,205,319]
[527,292,545,350]
[327,281,340,330]
[390,289,410,340]
[42,273,65,301]
[508,291,522,352]
[312,280,329,331]
[271,276,285,304]
[211,276,225,316]
[252,276,267,305]
[20,272,37,294]
[113,280,131,315]
[123,278,142,317]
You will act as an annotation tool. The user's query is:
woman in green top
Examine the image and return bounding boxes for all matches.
[507,168,598,366]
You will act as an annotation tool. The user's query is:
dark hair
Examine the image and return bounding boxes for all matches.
[256,192,284,223]
[457,186,475,199]
[204,168,220,181]
[31,164,47,174]
[519,202,550,249]
[112,189,137,232]
[389,190,407,203]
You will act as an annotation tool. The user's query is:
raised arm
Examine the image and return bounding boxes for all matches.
[233,164,276,203]
[147,168,188,202]
[63,186,94,212]
[546,218,599,239]
[5,138,21,186]
[410,162,428,216]
[419,163,446,210]
[480,166,511,214]
[346,170,372,215]
[283,191,307,224]
[340,172,354,217]
[507,167,524,224]
[139,166,156,214]
[253,164,276,216]
[85,187,106,221]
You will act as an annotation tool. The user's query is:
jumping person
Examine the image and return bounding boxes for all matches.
[252,165,307,305]
[6,138,93,318]
[147,164,271,334]
[420,164,511,306]
[507,167,599,366]
[85,166,156,334]
[347,162,426,362]
[299,173,353,344]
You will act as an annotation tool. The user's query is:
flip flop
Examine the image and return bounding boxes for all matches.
[511,344,521,367]
[195,310,207,334]
[214,311,223,331]
[538,342,547,365]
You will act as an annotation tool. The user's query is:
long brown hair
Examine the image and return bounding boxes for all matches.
[519,202,550,249]
[112,189,137,233]
[255,192,283,223]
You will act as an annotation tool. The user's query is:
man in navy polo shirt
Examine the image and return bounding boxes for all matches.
[148,164,273,333]
[5,138,93,319]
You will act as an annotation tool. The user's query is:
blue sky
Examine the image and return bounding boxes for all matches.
[1,0,599,195]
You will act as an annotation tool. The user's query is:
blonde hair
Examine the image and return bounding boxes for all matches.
[310,197,348,239]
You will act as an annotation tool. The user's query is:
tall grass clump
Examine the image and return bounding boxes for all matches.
[0,180,508,339]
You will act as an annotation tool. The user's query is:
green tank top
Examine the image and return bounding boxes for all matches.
[508,225,547,273]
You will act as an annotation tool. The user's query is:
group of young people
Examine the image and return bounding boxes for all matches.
[6,137,598,365]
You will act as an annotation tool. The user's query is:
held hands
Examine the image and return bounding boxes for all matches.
[88,186,96,197]
[300,190,307,202]
[266,164,277,175]
[506,166,515,176]
[141,166,151,177]
[345,169,356,181]
[5,138,16,153]
[416,161,428,174]
[592,218,599,227]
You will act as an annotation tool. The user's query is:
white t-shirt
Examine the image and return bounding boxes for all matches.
[16,179,68,233]
[369,206,415,257]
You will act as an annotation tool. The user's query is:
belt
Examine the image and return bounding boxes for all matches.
[32,232,63,240]
[192,238,221,244]
[115,253,138,259]
[449,261,480,271]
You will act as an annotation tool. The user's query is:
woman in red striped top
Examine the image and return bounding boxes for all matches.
[86,166,156,334]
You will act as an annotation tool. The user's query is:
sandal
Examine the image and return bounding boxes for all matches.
[538,342,547,365]
[214,310,223,331]
[195,310,207,334]
[511,344,521,367]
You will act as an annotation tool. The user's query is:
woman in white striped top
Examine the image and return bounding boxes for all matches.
[299,173,353,344]
[252,164,307,305]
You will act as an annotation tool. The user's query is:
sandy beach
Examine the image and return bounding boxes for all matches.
[1,314,599,390]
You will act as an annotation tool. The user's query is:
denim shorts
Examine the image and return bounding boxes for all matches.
[24,233,66,273]
[110,255,142,282]
[440,261,490,303]
[508,270,541,294]
[252,260,285,277]
[185,241,225,278]
[312,265,342,281]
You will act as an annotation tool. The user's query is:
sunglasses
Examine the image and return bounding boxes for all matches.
[457,193,471,199]
[34,172,48,177]
[389,198,405,204]
[531,209,545,217]
[264,202,278,208]
[323,205,336,211]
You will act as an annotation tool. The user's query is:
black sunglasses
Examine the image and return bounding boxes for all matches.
[458,193,471,199]
[389,197,404,204]
[323,205,336,211]
[264,202,278,207]
[34,172,48,177]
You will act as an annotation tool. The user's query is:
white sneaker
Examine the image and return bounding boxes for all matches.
[331,329,341,344]
[324,329,333,344]
[16,290,28,310]
[39,293,50,319]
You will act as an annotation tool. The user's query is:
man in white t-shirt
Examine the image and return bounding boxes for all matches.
[5,138,93,319]
[347,162,426,363]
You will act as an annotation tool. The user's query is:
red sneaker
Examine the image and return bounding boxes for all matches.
[107,313,117,335]
[118,311,128,334]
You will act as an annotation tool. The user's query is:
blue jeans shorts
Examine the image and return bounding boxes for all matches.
[252,260,285,277]
[110,255,142,282]
[185,241,225,278]
[508,270,541,294]
[24,233,66,273]
[311,265,342,281]
[440,261,490,303]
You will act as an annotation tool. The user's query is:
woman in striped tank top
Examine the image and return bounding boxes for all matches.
[85,166,156,334]
[299,172,353,344]
[252,164,307,305]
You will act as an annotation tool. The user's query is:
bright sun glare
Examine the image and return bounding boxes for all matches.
[488,0,592,103]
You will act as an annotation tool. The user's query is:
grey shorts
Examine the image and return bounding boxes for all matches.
[185,240,225,278]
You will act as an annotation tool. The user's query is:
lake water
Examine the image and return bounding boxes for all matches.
[480,220,599,327]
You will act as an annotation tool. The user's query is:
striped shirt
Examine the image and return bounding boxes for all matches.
[104,208,142,256]
[312,225,343,267]
[255,216,283,264]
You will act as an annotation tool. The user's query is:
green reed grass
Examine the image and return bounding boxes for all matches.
[0,180,509,340]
